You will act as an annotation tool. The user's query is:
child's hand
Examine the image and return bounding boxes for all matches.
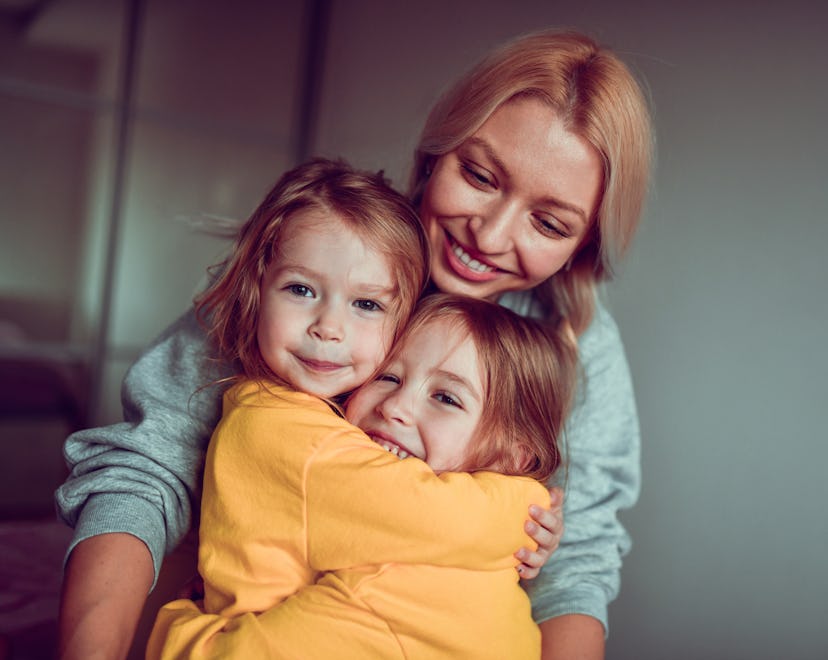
[514,487,564,579]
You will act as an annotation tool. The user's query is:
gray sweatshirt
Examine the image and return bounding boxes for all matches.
[55,292,640,633]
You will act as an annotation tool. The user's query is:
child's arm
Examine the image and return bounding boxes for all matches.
[305,431,551,571]
[147,581,400,660]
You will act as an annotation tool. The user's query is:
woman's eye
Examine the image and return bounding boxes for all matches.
[434,392,462,408]
[354,299,384,312]
[286,284,313,297]
[533,215,568,239]
[461,164,493,188]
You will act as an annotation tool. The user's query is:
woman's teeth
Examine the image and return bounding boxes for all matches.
[379,441,410,460]
[452,241,495,273]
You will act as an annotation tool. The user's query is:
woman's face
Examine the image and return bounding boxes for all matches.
[420,96,603,301]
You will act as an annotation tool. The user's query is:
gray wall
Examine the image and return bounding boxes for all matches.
[2,1,826,658]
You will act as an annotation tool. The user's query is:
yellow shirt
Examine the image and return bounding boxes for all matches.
[147,380,549,659]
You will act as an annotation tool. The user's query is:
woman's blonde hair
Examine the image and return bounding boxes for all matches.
[196,158,430,383]
[386,293,579,482]
[410,29,653,333]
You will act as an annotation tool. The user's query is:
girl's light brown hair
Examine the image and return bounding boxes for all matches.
[387,293,579,483]
[196,158,430,383]
[409,29,653,334]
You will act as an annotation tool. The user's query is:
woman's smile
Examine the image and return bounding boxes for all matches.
[445,233,499,281]
[419,96,600,302]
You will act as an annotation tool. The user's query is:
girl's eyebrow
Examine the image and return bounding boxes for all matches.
[275,264,395,298]
[435,369,482,403]
[271,263,316,277]
[349,280,397,300]
[464,136,590,225]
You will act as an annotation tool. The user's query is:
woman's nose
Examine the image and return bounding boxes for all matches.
[469,199,520,254]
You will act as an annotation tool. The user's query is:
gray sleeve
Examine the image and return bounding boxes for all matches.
[522,301,641,634]
[54,309,230,587]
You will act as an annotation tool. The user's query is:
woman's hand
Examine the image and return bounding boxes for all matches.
[515,487,564,579]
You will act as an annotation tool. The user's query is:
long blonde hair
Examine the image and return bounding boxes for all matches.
[196,158,430,384]
[385,294,579,482]
[410,29,653,333]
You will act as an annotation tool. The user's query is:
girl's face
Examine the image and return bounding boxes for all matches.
[257,208,397,399]
[420,95,603,301]
[345,317,484,473]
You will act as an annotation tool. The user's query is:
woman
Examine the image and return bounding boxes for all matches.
[57,29,652,659]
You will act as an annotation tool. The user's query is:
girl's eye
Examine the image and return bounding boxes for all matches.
[434,392,462,409]
[377,373,400,384]
[354,299,384,312]
[286,284,313,297]
[461,163,494,188]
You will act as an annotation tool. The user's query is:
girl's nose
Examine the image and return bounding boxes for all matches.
[376,388,414,425]
[309,306,344,342]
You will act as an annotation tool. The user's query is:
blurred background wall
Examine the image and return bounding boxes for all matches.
[1,0,826,658]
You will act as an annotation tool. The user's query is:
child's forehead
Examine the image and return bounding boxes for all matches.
[279,208,386,253]
[281,206,353,238]
[268,218,393,292]
[398,317,474,360]
[280,208,389,257]
[417,313,469,336]
[392,317,485,396]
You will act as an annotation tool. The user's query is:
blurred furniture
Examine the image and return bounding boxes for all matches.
[0,337,89,658]
[0,341,89,520]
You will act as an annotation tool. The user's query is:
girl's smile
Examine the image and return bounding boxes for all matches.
[363,430,414,460]
[294,356,349,372]
[345,316,485,473]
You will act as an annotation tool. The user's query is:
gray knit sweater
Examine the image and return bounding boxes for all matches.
[55,292,640,633]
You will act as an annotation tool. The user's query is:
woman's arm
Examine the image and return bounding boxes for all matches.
[525,301,641,636]
[540,615,605,660]
[55,309,229,656]
[59,533,154,660]
[55,309,227,584]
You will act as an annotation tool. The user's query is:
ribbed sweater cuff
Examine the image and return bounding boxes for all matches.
[532,584,609,637]
[64,492,166,591]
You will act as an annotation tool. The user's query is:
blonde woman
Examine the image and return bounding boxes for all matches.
[58,29,652,659]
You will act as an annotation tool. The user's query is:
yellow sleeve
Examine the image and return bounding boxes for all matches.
[305,430,551,571]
